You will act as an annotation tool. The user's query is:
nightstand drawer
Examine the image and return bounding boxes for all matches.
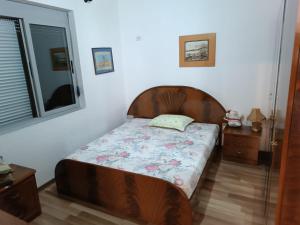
[223,145,258,163]
[0,174,41,222]
[222,126,262,165]
[0,164,41,222]
[224,135,260,149]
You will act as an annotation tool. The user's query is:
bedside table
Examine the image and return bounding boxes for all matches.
[222,126,262,165]
[0,210,29,225]
[0,164,41,222]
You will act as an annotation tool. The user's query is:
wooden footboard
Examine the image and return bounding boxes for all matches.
[55,159,192,225]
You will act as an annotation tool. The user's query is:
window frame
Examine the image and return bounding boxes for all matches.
[0,0,85,135]
[26,22,80,117]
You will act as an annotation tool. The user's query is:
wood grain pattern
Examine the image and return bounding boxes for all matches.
[54,149,217,225]
[128,86,226,127]
[55,159,193,225]
[32,160,269,225]
[0,164,41,222]
[276,32,300,225]
[158,91,187,113]
[223,126,262,165]
[0,210,29,225]
[0,164,35,192]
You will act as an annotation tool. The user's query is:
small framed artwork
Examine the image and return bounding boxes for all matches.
[92,48,114,75]
[179,33,216,67]
[50,47,69,71]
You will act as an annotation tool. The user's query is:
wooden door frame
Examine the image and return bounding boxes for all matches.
[276,31,300,225]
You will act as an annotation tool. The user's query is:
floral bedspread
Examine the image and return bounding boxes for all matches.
[67,118,219,198]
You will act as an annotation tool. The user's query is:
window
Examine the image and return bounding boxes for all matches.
[0,17,36,127]
[0,1,83,131]
[30,24,77,112]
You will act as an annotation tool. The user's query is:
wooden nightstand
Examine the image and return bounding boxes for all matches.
[222,126,263,165]
[0,164,41,222]
[0,210,29,225]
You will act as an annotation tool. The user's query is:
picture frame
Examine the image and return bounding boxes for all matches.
[92,48,114,75]
[50,47,69,71]
[179,33,216,67]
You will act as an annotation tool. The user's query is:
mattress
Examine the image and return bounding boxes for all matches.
[67,118,219,198]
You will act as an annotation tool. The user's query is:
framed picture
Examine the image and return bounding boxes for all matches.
[92,48,114,75]
[179,33,216,67]
[50,47,69,71]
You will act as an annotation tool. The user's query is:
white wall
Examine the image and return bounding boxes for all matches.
[0,0,126,186]
[118,0,283,120]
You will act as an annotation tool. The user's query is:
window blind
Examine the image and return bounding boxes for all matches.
[0,17,34,127]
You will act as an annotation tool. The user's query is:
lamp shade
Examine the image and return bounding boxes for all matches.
[247,108,266,122]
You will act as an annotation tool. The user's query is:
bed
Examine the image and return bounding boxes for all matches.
[55,86,226,225]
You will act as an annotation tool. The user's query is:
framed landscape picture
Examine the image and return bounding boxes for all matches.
[179,33,216,67]
[50,47,69,71]
[92,48,114,75]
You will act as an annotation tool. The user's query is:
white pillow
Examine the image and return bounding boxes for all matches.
[149,114,194,132]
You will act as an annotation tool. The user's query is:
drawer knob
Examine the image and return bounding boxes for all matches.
[237,151,242,155]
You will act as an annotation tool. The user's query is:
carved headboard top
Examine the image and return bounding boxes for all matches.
[128,86,226,126]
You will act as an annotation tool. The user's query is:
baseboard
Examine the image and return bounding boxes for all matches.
[38,179,55,192]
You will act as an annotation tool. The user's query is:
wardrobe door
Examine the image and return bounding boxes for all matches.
[276,32,300,225]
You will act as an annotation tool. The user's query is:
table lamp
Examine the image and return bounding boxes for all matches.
[247,108,266,132]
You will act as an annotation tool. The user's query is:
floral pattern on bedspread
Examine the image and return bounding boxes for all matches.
[67,118,219,198]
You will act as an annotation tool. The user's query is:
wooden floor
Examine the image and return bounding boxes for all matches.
[30,160,270,225]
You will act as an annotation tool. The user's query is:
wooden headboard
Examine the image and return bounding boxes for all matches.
[128,86,226,126]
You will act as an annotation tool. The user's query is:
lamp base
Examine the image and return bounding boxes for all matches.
[251,122,262,132]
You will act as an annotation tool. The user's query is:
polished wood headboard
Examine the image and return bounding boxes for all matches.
[128,86,226,126]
